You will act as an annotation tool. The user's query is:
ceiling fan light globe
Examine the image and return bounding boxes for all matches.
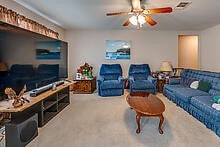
[129,15,138,25]
[138,15,146,25]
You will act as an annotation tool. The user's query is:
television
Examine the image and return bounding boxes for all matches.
[0,21,68,98]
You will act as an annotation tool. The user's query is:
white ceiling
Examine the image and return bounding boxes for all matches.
[14,0,220,31]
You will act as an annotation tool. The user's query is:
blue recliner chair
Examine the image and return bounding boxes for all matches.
[97,64,125,97]
[128,64,157,93]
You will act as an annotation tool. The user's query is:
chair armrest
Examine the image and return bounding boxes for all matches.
[128,76,134,83]
[118,76,125,82]
[97,76,104,84]
[147,76,157,85]
[169,78,180,85]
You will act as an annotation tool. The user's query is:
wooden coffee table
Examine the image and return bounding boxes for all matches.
[126,92,165,134]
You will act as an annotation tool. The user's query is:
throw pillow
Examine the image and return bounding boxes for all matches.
[198,80,211,92]
[213,96,220,103]
[190,81,199,89]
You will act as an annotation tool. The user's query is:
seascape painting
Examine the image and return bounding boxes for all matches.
[36,41,61,59]
[105,40,131,60]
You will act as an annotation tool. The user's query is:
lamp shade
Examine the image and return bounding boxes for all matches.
[160,61,172,72]
[0,62,8,71]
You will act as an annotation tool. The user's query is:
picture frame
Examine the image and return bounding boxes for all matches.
[36,41,61,59]
[105,40,131,60]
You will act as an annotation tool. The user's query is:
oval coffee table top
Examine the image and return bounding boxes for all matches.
[126,92,165,115]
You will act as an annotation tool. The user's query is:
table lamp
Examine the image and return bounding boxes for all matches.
[0,62,8,72]
[160,61,172,76]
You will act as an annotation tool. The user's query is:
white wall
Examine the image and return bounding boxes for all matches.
[200,24,220,72]
[1,0,65,40]
[66,29,199,78]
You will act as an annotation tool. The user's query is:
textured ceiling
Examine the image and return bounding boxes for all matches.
[14,0,220,30]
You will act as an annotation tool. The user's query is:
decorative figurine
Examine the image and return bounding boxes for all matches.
[87,66,93,79]
[4,85,30,108]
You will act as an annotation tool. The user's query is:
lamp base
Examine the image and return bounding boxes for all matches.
[161,71,171,77]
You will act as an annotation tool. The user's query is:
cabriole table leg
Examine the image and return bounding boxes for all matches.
[158,114,164,134]
[136,112,141,134]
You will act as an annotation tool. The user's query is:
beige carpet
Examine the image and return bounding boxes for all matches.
[28,90,220,147]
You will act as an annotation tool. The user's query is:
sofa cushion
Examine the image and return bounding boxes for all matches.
[128,64,151,75]
[180,78,196,87]
[163,84,185,93]
[132,80,154,90]
[209,83,220,96]
[212,84,220,91]
[173,88,210,103]
[133,74,148,80]
[191,96,220,122]
[99,80,123,90]
[198,80,211,92]
[100,64,122,75]
[103,74,119,80]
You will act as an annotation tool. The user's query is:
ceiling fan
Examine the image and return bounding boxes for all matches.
[106,0,173,28]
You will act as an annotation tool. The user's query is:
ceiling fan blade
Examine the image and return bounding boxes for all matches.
[122,19,130,26]
[144,15,157,26]
[131,0,141,11]
[106,12,129,16]
[147,7,173,14]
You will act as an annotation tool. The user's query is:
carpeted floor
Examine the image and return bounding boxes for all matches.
[28,90,220,147]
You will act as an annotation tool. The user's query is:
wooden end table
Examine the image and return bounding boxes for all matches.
[72,77,96,94]
[126,92,165,134]
[157,78,168,93]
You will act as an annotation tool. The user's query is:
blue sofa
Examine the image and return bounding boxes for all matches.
[97,64,125,97]
[163,69,220,136]
[128,64,157,93]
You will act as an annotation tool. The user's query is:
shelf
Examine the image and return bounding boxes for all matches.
[43,101,57,111]
[37,86,70,127]
[43,112,57,124]
[58,103,69,112]
[58,94,68,101]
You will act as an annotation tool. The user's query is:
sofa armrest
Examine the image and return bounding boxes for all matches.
[118,76,125,83]
[128,76,134,83]
[97,76,104,84]
[147,75,157,85]
[169,78,180,85]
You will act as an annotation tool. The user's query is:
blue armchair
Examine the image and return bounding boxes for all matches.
[128,64,157,93]
[97,64,125,97]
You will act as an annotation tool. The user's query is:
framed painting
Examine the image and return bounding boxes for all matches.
[36,41,61,59]
[105,40,131,60]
